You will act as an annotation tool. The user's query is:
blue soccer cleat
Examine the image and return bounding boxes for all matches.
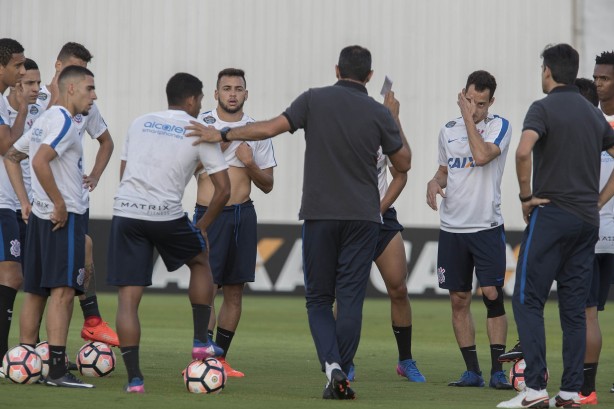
[396,359,426,382]
[448,370,485,387]
[192,339,224,360]
[347,364,355,382]
[489,370,513,390]
[125,377,145,393]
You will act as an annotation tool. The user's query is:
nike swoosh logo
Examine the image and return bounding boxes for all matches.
[492,348,505,351]
[85,330,95,335]
[448,139,459,143]
[521,397,547,407]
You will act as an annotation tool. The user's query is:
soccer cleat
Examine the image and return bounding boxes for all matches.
[125,377,145,393]
[396,359,426,382]
[68,360,78,371]
[448,370,485,387]
[81,319,119,347]
[191,340,224,360]
[218,357,244,377]
[322,369,355,400]
[45,372,95,388]
[499,341,524,363]
[497,387,549,408]
[548,394,581,408]
[347,364,355,382]
[578,391,598,405]
[0,367,5,379]
[611,383,614,393]
[490,370,514,390]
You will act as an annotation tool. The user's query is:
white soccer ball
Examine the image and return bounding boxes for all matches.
[76,341,116,377]
[2,345,42,384]
[183,358,226,394]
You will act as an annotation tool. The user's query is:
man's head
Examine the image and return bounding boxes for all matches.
[166,73,204,118]
[574,78,599,107]
[20,58,42,104]
[593,51,614,105]
[0,38,26,90]
[336,45,373,83]
[58,65,96,116]
[540,43,579,92]
[215,68,248,115]
[463,70,496,123]
[55,42,93,74]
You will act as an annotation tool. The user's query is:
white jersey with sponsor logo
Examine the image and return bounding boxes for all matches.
[13,106,87,218]
[596,109,614,253]
[114,109,228,221]
[1,96,45,209]
[0,96,16,210]
[198,109,276,170]
[376,147,393,199]
[438,114,512,233]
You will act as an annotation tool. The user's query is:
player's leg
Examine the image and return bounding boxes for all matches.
[19,293,46,345]
[216,283,245,376]
[375,232,425,382]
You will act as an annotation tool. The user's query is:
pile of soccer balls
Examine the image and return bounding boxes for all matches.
[183,357,226,394]
[1,341,115,384]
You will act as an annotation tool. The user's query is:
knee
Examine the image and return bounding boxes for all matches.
[450,291,471,311]
[387,281,409,302]
[482,286,506,318]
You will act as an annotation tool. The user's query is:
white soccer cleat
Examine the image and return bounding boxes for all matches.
[497,387,549,408]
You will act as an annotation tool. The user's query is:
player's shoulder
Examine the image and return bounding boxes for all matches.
[485,114,511,130]
[440,117,463,132]
[198,110,216,124]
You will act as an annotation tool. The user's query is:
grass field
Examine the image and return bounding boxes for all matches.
[2,294,613,408]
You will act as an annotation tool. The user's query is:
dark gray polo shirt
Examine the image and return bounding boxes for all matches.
[523,85,614,226]
[282,80,402,223]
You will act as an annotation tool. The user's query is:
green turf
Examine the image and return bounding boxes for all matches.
[2,294,613,408]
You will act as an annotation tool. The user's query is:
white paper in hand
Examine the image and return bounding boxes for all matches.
[380,75,393,97]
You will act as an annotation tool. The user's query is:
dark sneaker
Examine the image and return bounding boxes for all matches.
[489,370,513,390]
[548,394,581,408]
[498,341,523,363]
[45,372,95,388]
[448,370,485,387]
[322,369,355,400]
[125,377,145,393]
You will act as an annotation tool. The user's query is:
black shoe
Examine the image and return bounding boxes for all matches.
[68,361,78,371]
[498,341,523,363]
[45,372,94,388]
[322,369,355,400]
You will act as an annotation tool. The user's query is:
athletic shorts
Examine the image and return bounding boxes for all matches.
[587,253,614,311]
[15,209,27,261]
[373,207,403,260]
[437,225,506,292]
[193,200,257,285]
[106,214,205,286]
[0,208,21,263]
[23,212,86,296]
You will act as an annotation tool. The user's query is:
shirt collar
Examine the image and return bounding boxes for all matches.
[335,80,368,94]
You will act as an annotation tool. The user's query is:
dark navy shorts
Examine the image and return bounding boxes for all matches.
[15,209,27,262]
[437,225,506,292]
[106,214,205,286]
[193,200,257,286]
[0,208,21,263]
[23,212,86,296]
[373,207,403,260]
[587,253,614,311]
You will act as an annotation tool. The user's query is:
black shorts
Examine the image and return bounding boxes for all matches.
[0,208,21,263]
[437,225,506,292]
[106,214,205,286]
[373,207,403,260]
[23,213,86,296]
[15,209,27,262]
[587,253,614,311]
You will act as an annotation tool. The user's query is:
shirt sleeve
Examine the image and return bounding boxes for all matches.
[438,128,447,167]
[282,90,310,133]
[602,119,614,151]
[43,109,74,156]
[198,142,229,175]
[84,104,108,139]
[0,97,10,125]
[522,101,546,138]
[13,127,32,155]
[484,116,512,151]
[379,109,402,156]
[252,139,277,169]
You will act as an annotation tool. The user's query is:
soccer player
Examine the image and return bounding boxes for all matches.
[106,73,230,393]
[187,45,411,400]
[194,68,276,377]
[426,70,513,390]
[0,38,26,376]
[497,44,614,409]
[37,42,117,346]
[4,65,99,388]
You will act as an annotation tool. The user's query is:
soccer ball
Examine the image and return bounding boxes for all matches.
[183,358,226,394]
[509,359,550,392]
[35,341,69,379]
[76,341,116,377]
[2,345,42,384]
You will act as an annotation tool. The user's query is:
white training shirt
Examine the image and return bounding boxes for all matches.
[596,109,614,253]
[113,109,228,221]
[376,147,393,199]
[198,109,277,171]
[438,114,512,233]
[0,95,16,210]
[14,105,87,218]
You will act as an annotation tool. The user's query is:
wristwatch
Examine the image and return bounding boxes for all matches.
[220,127,231,142]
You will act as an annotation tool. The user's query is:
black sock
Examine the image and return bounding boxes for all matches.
[80,295,101,320]
[192,304,211,344]
[120,346,143,381]
[490,344,505,374]
[48,345,67,379]
[581,362,598,395]
[208,329,214,341]
[460,345,480,374]
[215,327,235,357]
[392,325,413,361]
[0,285,17,360]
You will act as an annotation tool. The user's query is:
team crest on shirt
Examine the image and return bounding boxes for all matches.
[29,105,39,115]
[37,92,48,101]
[77,268,86,286]
[437,267,446,284]
[203,115,216,124]
[73,114,83,124]
[9,239,20,257]
[445,121,456,128]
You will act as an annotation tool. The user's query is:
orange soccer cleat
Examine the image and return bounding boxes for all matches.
[81,317,119,347]
[218,357,245,378]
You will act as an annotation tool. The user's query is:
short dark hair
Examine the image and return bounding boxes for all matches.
[166,73,203,106]
[338,45,372,82]
[58,65,94,90]
[0,38,24,67]
[595,51,614,67]
[217,68,246,89]
[541,43,578,85]
[24,58,38,71]
[465,70,497,100]
[57,42,93,63]
[574,78,599,107]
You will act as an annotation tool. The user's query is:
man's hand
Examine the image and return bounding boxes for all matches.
[426,179,445,211]
[457,90,476,122]
[50,201,67,231]
[20,202,31,224]
[235,142,254,166]
[383,91,400,119]
[521,196,550,224]
[83,174,99,192]
[186,121,222,145]
[13,83,28,111]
